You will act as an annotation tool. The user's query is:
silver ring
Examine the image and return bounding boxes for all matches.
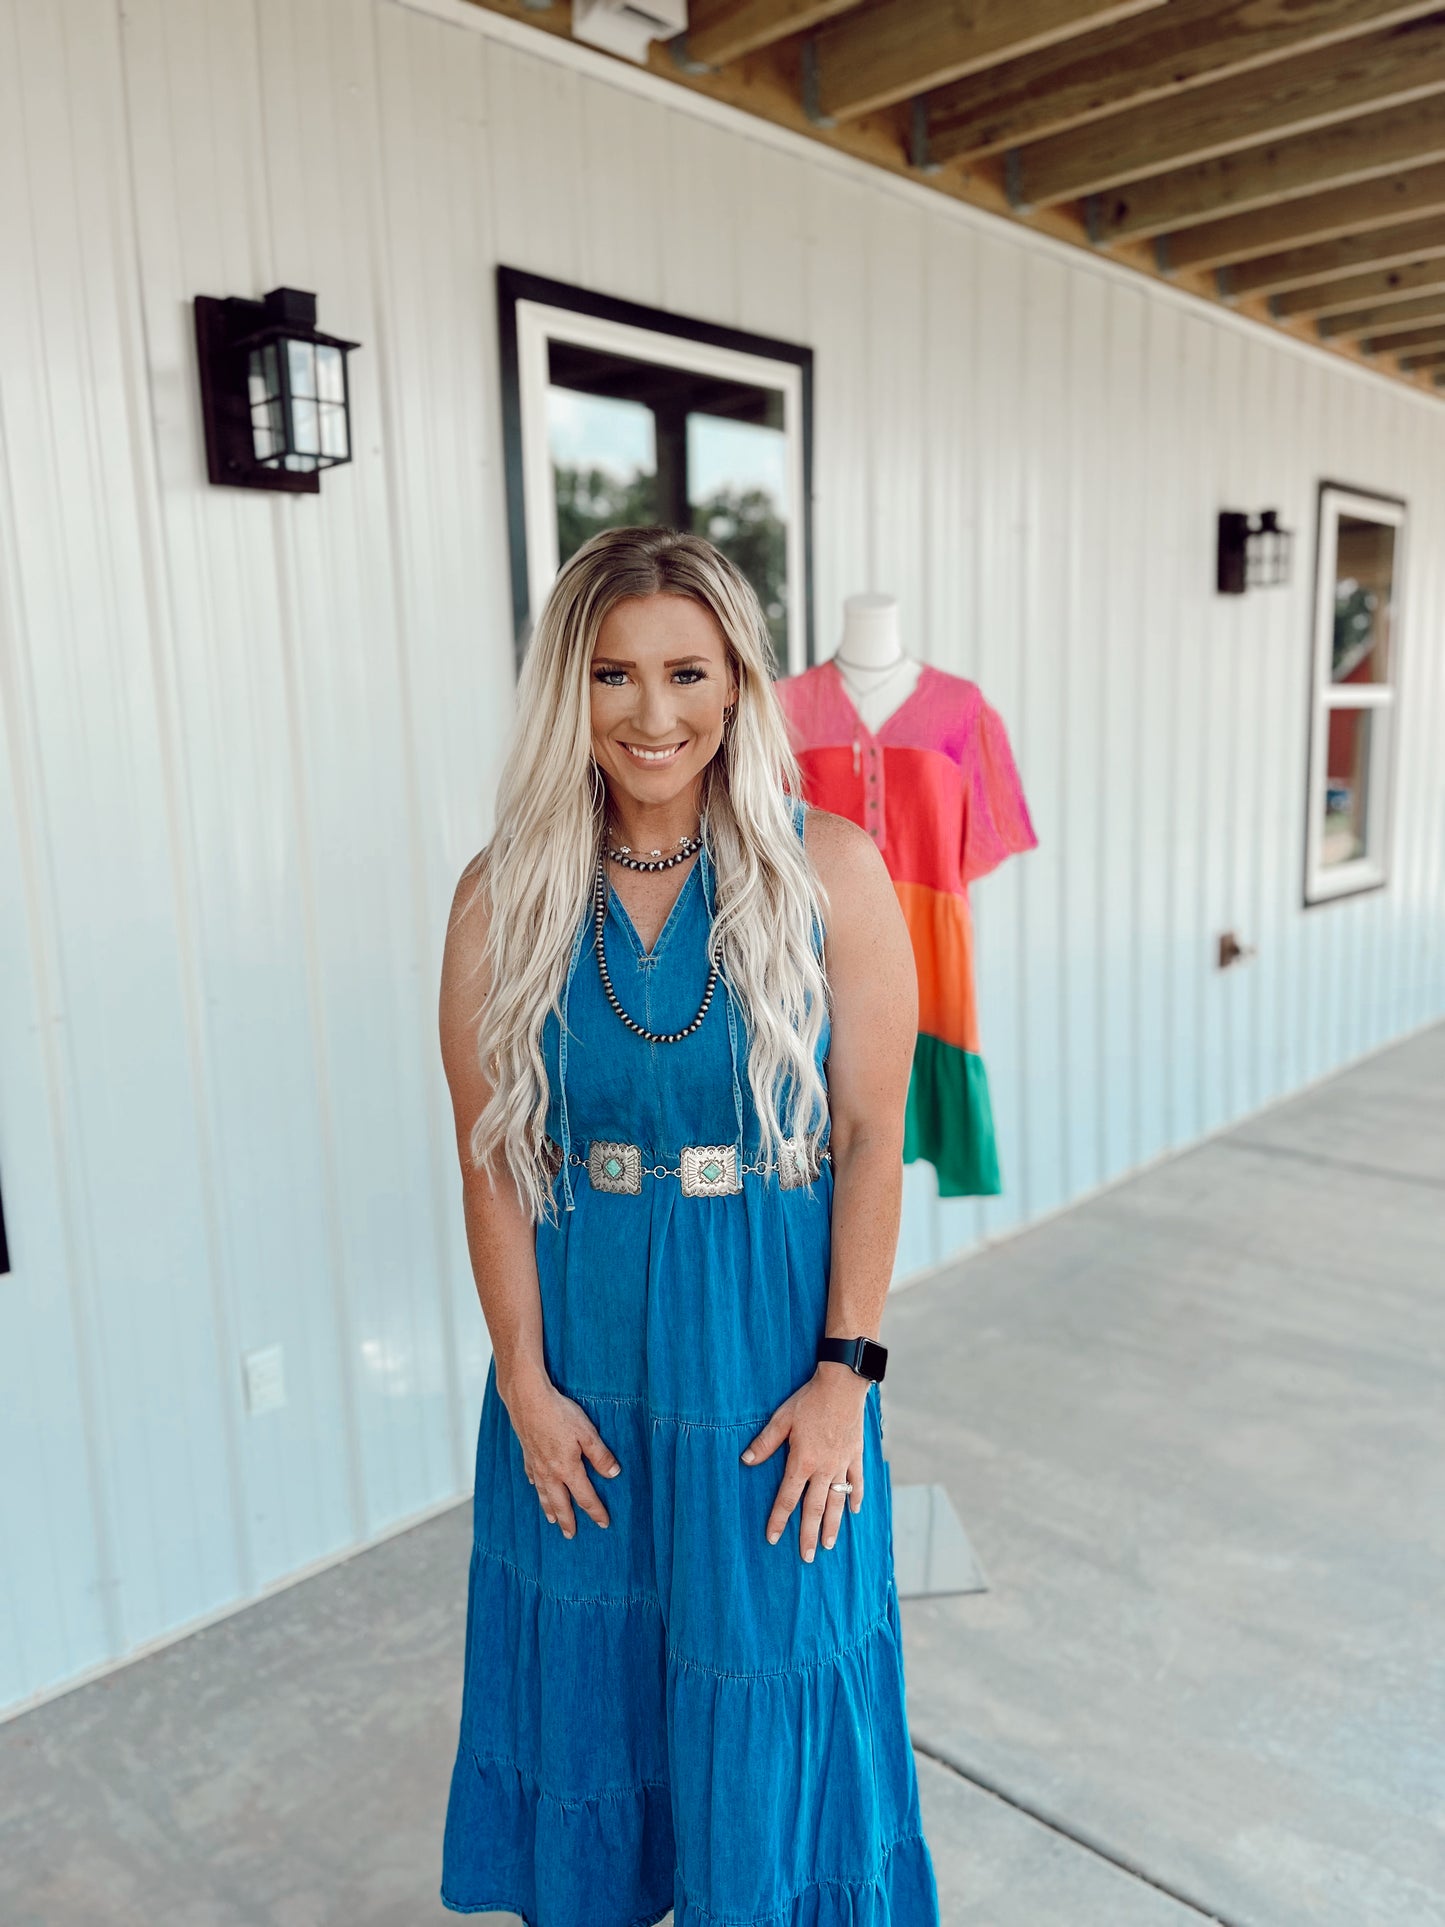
[829,1480,853,1493]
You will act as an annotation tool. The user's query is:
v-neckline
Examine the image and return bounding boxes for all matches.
[606,856,701,962]
[827,655,936,742]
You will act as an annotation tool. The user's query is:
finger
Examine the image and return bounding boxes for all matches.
[542,1483,577,1538]
[581,1429,622,1480]
[765,1461,809,1544]
[565,1464,611,1531]
[849,1454,865,1513]
[741,1414,788,1466]
[819,1480,848,1551]
[798,1474,831,1562]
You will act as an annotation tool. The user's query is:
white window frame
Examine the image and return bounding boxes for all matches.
[513,297,810,676]
[1303,482,1407,906]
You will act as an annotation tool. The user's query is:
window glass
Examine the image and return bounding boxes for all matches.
[1332,516,1395,687]
[1321,706,1372,869]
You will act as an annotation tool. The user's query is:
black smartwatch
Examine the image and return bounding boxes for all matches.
[817,1335,888,1383]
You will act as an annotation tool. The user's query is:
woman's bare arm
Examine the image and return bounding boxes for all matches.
[437,852,551,1407]
[808,808,919,1346]
[740,809,918,1562]
[438,852,621,1537]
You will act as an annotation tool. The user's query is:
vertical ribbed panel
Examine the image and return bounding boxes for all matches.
[1,0,1443,1712]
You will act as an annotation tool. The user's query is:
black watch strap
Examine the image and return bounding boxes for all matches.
[817,1335,888,1382]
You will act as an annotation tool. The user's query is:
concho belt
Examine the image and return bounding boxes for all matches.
[544,1137,829,1196]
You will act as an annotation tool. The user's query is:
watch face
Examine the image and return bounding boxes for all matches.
[859,1339,888,1382]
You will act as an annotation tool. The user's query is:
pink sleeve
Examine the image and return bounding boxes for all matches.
[960,696,1038,886]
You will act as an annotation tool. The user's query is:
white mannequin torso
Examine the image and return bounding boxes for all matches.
[829,593,921,735]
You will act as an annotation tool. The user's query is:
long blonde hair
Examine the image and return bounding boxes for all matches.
[457,525,831,1226]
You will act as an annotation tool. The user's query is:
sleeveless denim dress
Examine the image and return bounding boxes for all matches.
[441,796,941,1927]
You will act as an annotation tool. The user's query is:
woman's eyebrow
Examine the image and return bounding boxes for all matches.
[591,654,711,668]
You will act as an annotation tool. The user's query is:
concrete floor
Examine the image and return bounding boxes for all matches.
[3,1024,1442,1926]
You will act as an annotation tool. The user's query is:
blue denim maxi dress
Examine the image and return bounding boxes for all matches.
[441,796,941,1927]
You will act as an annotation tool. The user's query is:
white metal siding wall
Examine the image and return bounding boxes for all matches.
[1,0,1442,1713]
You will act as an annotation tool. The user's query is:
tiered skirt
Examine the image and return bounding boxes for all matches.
[440,1166,940,1927]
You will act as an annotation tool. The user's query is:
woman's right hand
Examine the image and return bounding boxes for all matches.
[501,1368,621,1538]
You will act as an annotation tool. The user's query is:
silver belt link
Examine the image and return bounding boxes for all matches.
[552,1136,829,1196]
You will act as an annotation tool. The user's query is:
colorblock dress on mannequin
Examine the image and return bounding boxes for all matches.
[774,651,1037,1197]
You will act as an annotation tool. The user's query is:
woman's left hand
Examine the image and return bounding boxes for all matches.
[740,1366,870,1561]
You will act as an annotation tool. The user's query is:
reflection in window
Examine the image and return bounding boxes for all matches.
[1322,707,1371,868]
[546,340,790,660]
[1332,516,1395,686]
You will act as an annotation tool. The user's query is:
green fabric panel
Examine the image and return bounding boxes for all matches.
[902,1033,1002,1197]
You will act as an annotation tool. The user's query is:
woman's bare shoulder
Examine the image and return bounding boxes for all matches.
[801,806,886,890]
[441,845,494,1010]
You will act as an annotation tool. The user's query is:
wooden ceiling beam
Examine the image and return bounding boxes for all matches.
[1270,255,1445,317]
[1362,321,1445,350]
[924,1,1442,165]
[1317,290,1445,334]
[810,0,1164,124]
[1161,160,1445,274]
[1011,17,1445,209]
[1092,89,1445,246]
[1398,346,1445,366]
[1221,215,1445,294]
[684,0,855,68]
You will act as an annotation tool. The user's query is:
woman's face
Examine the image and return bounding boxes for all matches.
[589,593,739,812]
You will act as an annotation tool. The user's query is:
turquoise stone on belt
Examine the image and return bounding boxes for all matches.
[701,1158,722,1182]
[604,1155,624,1179]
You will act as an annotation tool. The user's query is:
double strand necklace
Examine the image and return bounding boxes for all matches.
[595,822,719,1043]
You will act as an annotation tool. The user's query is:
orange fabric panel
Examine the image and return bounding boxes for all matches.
[893,880,980,1055]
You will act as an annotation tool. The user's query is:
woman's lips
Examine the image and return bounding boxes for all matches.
[619,740,687,765]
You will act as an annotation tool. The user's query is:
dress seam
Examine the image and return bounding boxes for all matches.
[461,1740,671,1810]
[473,1542,897,1681]
[674,1827,931,1927]
[441,1883,673,1927]
[559,1383,792,1431]
[473,1540,664,1611]
[668,1594,894,1681]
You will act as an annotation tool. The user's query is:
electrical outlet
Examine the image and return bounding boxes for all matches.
[243,1345,286,1416]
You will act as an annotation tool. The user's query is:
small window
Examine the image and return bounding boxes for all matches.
[497,267,814,677]
[1303,483,1407,906]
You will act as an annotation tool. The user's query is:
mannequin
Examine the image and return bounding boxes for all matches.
[772,601,1038,1198]
[830,593,922,735]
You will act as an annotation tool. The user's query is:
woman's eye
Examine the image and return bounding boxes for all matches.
[593,668,706,687]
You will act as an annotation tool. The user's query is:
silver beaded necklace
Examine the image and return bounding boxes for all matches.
[595,824,718,1044]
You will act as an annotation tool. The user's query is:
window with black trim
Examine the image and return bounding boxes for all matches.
[1304,482,1406,906]
[497,267,814,676]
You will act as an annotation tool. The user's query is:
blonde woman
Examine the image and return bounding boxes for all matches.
[437,526,941,1926]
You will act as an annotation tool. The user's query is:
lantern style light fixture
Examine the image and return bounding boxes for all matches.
[194,286,360,493]
[1217,507,1293,595]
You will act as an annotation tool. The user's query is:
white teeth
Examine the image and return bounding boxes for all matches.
[623,742,684,762]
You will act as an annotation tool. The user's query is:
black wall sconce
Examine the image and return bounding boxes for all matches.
[1217,508,1292,595]
[194,286,360,493]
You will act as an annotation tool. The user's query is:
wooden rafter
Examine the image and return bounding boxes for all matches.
[1092,89,1445,246]
[924,0,1443,164]
[1271,256,1445,318]
[809,0,1164,124]
[1163,160,1445,274]
[1222,216,1445,295]
[684,0,855,69]
[460,0,1445,395]
[1362,321,1445,349]
[1318,289,1445,333]
[1012,17,1445,209]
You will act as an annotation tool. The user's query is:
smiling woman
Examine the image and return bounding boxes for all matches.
[436,526,939,1927]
